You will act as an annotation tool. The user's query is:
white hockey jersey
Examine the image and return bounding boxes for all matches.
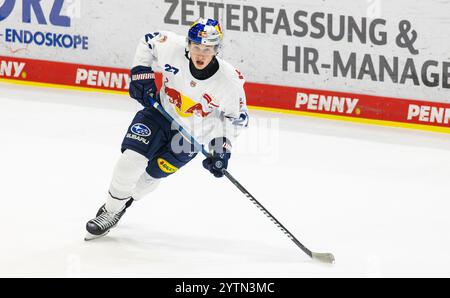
[132,31,248,147]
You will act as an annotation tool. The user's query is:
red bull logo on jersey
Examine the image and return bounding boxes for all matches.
[165,85,217,118]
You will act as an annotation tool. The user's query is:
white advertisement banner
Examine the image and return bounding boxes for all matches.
[0,0,449,103]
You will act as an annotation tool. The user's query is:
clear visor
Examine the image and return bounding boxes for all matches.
[188,41,218,56]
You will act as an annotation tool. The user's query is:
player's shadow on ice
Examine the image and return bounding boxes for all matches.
[85,225,307,264]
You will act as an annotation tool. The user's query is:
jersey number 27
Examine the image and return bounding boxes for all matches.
[165,64,179,75]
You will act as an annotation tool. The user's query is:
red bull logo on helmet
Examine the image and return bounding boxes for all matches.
[198,31,208,38]
[188,18,222,46]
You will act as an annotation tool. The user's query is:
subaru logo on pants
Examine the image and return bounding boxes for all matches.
[131,123,151,137]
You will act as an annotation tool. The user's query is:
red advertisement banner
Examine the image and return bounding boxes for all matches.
[1,56,449,133]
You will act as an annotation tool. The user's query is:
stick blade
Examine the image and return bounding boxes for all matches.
[312,252,335,264]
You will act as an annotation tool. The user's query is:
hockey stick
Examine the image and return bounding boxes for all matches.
[147,96,335,264]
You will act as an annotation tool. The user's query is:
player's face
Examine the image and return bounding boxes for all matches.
[189,42,217,70]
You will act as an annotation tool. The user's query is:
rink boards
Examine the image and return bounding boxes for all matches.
[0,55,449,134]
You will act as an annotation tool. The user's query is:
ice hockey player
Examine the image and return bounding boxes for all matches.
[85,18,249,240]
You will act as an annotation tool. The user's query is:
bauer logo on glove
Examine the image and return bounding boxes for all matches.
[129,65,158,107]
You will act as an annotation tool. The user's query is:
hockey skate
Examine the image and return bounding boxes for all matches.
[84,199,134,241]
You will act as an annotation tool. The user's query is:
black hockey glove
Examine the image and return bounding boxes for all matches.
[202,137,232,178]
[129,65,158,107]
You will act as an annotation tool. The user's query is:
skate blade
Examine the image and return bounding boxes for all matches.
[84,230,110,241]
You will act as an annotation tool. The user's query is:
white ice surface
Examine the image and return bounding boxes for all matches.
[1,82,450,277]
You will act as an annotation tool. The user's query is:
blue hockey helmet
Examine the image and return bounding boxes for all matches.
[187,18,223,47]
